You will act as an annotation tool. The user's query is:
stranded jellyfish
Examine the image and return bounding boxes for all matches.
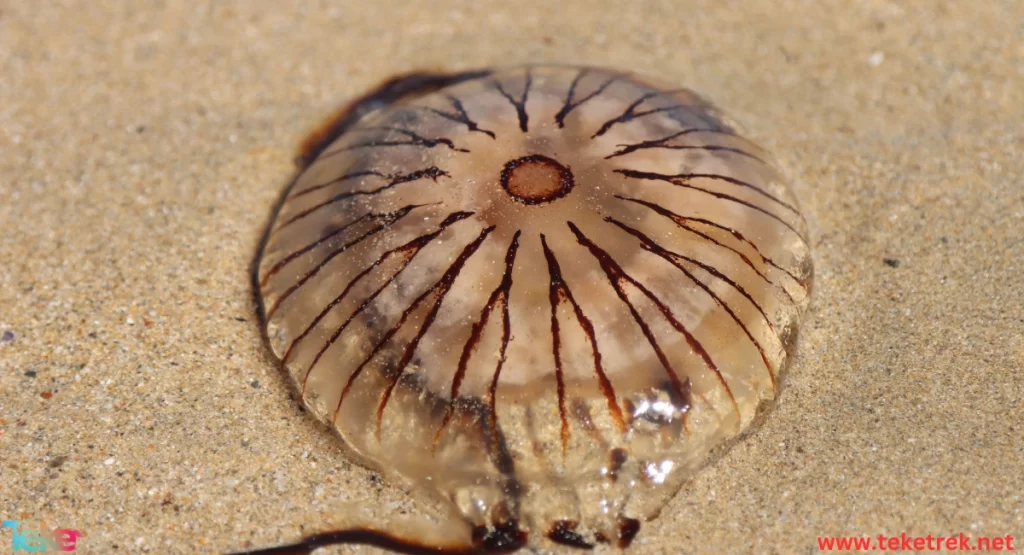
[247,66,812,553]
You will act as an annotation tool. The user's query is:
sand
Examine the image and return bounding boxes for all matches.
[1,1,1021,553]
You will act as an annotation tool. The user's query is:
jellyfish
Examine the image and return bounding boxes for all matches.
[246,65,812,553]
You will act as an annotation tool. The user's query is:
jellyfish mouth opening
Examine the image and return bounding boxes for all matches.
[500,154,575,205]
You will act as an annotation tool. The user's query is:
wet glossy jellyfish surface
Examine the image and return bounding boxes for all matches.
[250,65,812,552]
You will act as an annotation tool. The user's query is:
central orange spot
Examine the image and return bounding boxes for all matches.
[501,154,574,205]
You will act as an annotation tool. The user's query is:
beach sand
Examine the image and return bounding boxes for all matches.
[1,1,1021,553]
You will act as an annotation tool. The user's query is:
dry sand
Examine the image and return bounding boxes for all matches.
[1,1,1021,553]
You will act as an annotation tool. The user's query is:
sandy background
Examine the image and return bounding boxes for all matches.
[1,1,1021,553]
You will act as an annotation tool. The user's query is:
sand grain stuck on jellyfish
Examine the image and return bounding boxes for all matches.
[244,65,812,554]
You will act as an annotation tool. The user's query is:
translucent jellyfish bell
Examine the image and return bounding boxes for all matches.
[251,65,812,552]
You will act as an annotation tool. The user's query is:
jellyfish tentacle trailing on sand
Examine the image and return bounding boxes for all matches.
[244,65,812,554]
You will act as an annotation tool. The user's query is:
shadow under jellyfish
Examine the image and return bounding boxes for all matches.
[245,65,813,554]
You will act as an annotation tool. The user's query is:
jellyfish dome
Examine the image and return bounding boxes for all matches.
[254,65,812,549]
